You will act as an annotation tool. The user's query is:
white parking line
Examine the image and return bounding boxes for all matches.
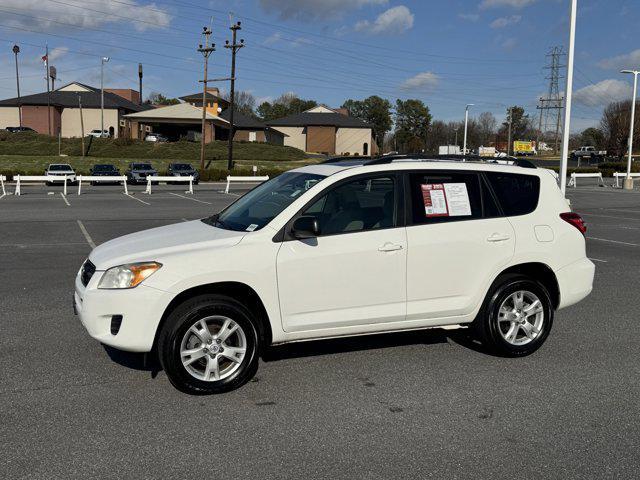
[219,190,241,197]
[600,208,640,214]
[60,193,70,206]
[586,236,639,247]
[589,257,608,263]
[124,193,150,205]
[168,192,212,204]
[76,220,96,249]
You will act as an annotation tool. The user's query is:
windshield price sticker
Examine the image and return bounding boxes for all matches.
[246,224,258,232]
[422,182,472,217]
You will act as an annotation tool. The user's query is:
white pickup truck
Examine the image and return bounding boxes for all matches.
[571,146,606,162]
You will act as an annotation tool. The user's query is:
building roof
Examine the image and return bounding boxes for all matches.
[219,108,266,129]
[0,85,145,112]
[266,110,372,128]
[123,102,228,122]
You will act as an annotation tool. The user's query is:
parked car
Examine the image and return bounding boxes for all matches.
[145,133,168,143]
[571,146,606,163]
[125,162,158,185]
[5,126,36,133]
[45,164,76,185]
[89,129,110,138]
[89,164,121,185]
[75,157,594,394]
[168,163,199,184]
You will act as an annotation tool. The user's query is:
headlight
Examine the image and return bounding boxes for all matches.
[98,262,162,289]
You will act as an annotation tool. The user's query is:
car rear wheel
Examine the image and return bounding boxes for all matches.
[474,274,553,357]
[158,294,259,394]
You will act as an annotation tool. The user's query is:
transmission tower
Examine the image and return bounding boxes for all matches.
[537,46,565,153]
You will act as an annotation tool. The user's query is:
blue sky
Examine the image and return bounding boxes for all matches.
[0,0,638,131]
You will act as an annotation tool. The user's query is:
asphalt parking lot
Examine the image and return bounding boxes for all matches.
[1,180,639,479]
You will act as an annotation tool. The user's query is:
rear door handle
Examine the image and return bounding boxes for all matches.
[487,233,511,242]
[378,242,403,252]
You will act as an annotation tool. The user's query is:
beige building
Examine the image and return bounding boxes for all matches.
[0,82,145,136]
[267,106,375,156]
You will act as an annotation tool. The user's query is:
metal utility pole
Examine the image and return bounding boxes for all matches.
[225,21,244,171]
[463,103,473,157]
[101,57,109,137]
[78,94,85,157]
[621,69,639,190]
[454,128,458,147]
[44,44,51,135]
[507,107,513,156]
[559,0,577,196]
[197,27,215,171]
[138,63,143,105]
[12,44,22,127]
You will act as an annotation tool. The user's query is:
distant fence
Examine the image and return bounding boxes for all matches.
[77,175,128,195]
[567,172,604,188]
[225,175,269,194]
[14,175,71,195]
[144,176,194,194]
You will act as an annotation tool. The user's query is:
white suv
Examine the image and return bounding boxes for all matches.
[74,158,594,394]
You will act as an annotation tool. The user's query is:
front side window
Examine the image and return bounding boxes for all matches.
[409,171,486,225]
[302,176,396,236]
[213,172,325,232]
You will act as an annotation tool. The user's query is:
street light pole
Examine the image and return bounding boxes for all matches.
[463,103,473,158]
[621,69,639,190]
[12,45,22,127]
[101,57,109,137]
[559,0,577,196]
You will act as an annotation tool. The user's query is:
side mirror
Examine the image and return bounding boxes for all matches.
[291,216,320,239]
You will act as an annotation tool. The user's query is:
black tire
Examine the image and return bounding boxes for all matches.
[473,274,553,357]
[158,294,259,394]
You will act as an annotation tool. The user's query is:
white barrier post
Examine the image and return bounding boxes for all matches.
[188,176,193,194]
[0,175,5,196]
[78,175,83,195]
[568,172,604,188]
[77,175,129,195]
[225,175,269,194]
[145,176,194,194]
[15,175,21,196]
[63,175,68,196]
[145,177,152,194]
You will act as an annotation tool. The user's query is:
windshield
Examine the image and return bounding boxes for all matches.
[172,164,192,170]
[49,164,72,171]
[132,163,153,170]
[94,164,115,171]
[213,172,325,232]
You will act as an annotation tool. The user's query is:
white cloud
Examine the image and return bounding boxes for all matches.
[490,15,522,28]
[459,13,480,22]
[259,0,387,21]
[400,72,439,91]
[597,49,640,70]
[574,79,632,107]
[2,0,171,32]
[355,6,414,35]
[48,47,69,62]
[264,32,283,45]
[502,37,517,50]
[480,0,536,9]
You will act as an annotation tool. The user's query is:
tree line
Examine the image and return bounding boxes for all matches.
[148,88,639,157]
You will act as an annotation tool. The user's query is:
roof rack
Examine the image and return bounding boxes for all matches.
[320,155,372,164]
[365,153,537,169]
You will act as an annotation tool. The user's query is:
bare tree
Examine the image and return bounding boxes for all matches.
[600,100,640,158]
[220,90,257,116]
[477,112,497,146]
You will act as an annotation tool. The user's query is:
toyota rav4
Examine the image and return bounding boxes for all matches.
[74,157,594,394]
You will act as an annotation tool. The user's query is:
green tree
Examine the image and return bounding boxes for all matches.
[579,127,606,149]
[146,92,180,105]
[394,99,432,152]
[257,93,317,121]
[500,105,533,141]
[342,96,392,149]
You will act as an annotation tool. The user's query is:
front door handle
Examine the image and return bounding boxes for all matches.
[378,242,403,252]
[487,233,511,242]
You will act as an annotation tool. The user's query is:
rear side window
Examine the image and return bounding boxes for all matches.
[409,171,492,225]
[485,172,540,216]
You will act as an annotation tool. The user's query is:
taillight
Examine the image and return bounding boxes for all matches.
[560,212,586,235]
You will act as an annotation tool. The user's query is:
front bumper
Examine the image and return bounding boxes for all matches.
[74,270,174,352]
[556,257,595,309]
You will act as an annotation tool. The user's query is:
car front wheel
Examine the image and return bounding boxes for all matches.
[158,294,259,394]
[474,275,553,357]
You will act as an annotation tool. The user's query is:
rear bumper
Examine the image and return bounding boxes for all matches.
[556,257,595,309]
[74,272,174,352]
